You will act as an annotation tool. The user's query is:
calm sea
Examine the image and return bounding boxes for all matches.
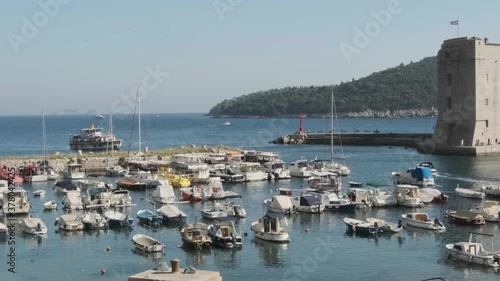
[0,114,499,281]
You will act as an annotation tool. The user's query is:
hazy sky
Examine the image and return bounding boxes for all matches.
[1,0,499,115]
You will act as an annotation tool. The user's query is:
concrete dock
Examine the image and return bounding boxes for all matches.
[129,260,222,281]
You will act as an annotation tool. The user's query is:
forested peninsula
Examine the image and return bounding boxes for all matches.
[208,56,437,118]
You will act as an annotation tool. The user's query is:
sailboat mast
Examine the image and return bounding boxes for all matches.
[330,91,334,163]
[138,86,141,159]
[110,112,114,154]
[42,109,46,161]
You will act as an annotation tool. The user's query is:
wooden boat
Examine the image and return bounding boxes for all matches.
[104,210,133,227]
[43,200,58,210]
[445,209,485,225]
[157,205,187,222]
[251,213,290,243]
[446,232,500,268]
[116,178,147,190]
[55,214,84,231]
[180,222,212,249]
[366,217,403,233]
[132,234,164,253]
[401,213,446,231]
[343,217,383,235]
[207,216,242,248]
[455,185,484,199]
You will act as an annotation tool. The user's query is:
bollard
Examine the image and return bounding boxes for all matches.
[170,259,180,273]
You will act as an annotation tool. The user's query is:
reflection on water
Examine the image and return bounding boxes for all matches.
[131,248,164,261]
[212,247,242,269]
[252,238,288,268]
[182,247,212,268]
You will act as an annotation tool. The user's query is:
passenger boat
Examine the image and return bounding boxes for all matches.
[2,188,30,215]
[104,210,133,227]
[54,180,81,194]
[392,167,434,186]
[207,216,242,248]
[163,173,191,188]
[132,234,164,253]
[55,214,84,231]
[455,185,485,199]
[251,213,290,243]
[157,205,187,222]
[180,222,212,249]
[445,209,486,225]
[446,232,500,268]
[471,201,500,222]
[343,217,383,235]
[81,212,108,230]
[18,215,47,236]
[136,209,163,227]
[401,213,446,231]
[481,185,500,197]
[366,218,403,233]
[394,185,425,208]
[69,123,122,151]
[62,163,85,180]
[43,200,58,210]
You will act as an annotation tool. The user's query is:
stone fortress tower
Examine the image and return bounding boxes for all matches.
[431,37,500,155]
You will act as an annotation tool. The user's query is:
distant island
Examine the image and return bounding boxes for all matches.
[207,56,437,118]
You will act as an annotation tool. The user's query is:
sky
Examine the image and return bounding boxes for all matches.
[1,0,499,115]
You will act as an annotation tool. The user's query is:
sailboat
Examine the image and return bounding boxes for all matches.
[105,113,128,177]
[21,110,49,182]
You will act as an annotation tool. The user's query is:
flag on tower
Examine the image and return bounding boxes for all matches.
[450,20,459,25]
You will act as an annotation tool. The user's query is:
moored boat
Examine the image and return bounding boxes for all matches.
[132,234,164,253]
[43,200,58,210]
[251,213,290,243]
[157,205,187,222]
[18,215,47,236]
[54,180,80,194]
[394,184,425,208]
[62,163,85,180]
[33,190,46,197]
[366,217,403,233]
[455,185,485,199]
[416,162,437,174]
[136,209,163,227]
[481,185,500,197]
[392,167,434,186]
[69,123,122,151]
[207,216,242,248]
[55,214,84,231]
[81,212,108,230]
[471,201,500,222]
[343,217,383,235]
[401,212,446,231]
[446,232,500,268]
[180,222,212,249]
[445,209,486,225]
[104,210,133,227]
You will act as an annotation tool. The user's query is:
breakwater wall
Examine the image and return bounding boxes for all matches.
[272,132,432,147]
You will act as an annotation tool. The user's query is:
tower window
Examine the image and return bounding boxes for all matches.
[445,51,451,59]
[486,120,489,128]
[447,97,452,109]
[485,98,489,106]
[447,74,452,85]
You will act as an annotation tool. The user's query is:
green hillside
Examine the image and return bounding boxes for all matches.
[208,56,437,118]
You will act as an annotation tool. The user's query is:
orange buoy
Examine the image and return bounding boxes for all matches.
[101,269,106,275]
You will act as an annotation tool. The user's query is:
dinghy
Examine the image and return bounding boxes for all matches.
[132,234,164,253]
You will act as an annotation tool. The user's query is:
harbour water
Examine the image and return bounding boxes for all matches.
[1,114,500,281]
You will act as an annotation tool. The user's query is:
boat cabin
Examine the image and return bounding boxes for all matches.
[260,213,287,233]
[407,213,431,222]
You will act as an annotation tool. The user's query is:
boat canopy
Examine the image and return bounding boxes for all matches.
[268,196,294,210]
[55,180,78,190]
[410,167,433,180]
[299,194,322,206]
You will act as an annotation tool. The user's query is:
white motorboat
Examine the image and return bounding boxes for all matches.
[394,185,425,208]
[132,234,164,253]
[291,194,323,213]
[419,187,448,203]
[207,216,243,248]
[343,217,383,235]
[62,163,85,180]
[401,213,446,231]
[251,213,290,243]
[264,195,296,215]
[239,163,268,182]
[81,212,108,230]
[2,188,30,215]
[416,162,437,174]
[455,185,484,199]
[288,159,313,178]
[18,215,47,236]
[346,188,372,208]
[368,187,397,207]
[323,192,357,211]
[308,171,342,193]
[261,159,291,180]
[217,202,247,218]
[446,232,500,268]
[105,165,128,177]
[54,180,81,194]
[481,185,500,197]
[109,189,132,207]
[366,217,403,233]
[55,214,84,231]
[43,200,58,210]
[82,186,112,210]
[157,205,187,222]
[149,180,176,204]
[33,190,46,197]
[200,203,227,220]
[63,191,84,210]
[392,167,434,186]
[105,210,133,227]
[76,179,107,191]
[471,201,500,222]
